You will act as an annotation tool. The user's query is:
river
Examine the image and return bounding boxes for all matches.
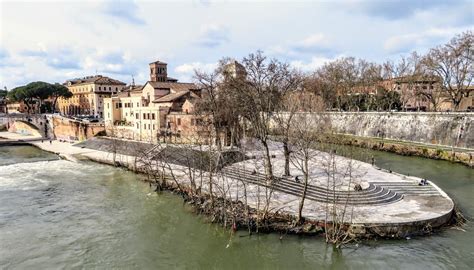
[0,145,473,269]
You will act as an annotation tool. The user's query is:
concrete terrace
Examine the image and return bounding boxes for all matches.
[0,132,454,231]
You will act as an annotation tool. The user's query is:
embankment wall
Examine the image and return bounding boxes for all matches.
[274,112,474,149]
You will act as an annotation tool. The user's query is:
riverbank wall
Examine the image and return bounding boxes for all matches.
[326,112,473,149]
[273,112,473,148]
[323,134,474,167]
[272,112,474,167]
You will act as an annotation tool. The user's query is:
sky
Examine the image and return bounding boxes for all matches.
[0,0,473,89]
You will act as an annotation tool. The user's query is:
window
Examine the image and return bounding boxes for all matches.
[191,119,195,126]
[137,102,139,107]
[125,112,128,116]
[99,87,101,90]
[115,103,119,109]
[143,113,146,119]
[109,87,111,90]
[136,123,139,129]
[116,87,118,91]
[151,113,155,120]
[107,103,109,109]
[153,124,155,130]
[177,118,181,125]
[136,113,139,119]
[147,113,150,119]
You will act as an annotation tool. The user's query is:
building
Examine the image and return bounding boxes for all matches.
[6,100,40,114]
[437,86,474,112]
[350,76,443,111]
[104,61,208,143]
[386,76,441,111]
[57,75,126,118]
[0,97,6,114]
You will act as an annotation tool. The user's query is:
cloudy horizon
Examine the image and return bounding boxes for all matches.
[0,0,472,89]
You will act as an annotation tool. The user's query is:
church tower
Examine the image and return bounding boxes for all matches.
[149,60,168,82]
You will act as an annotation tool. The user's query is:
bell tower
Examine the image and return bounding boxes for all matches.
[149,60,168,82]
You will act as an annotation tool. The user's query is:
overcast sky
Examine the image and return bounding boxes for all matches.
[0,0,472,89]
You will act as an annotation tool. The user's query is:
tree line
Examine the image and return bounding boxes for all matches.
[6,81,72,114]
[307,31,473,112]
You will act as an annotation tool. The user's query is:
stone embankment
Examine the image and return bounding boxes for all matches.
[0,132,455,239]
[272,112,474,166]
[322,134,474,167]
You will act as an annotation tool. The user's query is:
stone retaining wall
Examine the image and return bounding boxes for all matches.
[274,112,474,149]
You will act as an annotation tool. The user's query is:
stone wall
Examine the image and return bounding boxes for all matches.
[0,114,105,141]
[52,116,105,142]
[274,112,474,149]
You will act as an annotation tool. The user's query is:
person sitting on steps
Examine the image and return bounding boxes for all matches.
[295,175,300,183]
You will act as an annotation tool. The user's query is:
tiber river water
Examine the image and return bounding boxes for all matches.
[0,145,473,269]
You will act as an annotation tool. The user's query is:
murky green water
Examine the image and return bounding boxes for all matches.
[0,145,473,269]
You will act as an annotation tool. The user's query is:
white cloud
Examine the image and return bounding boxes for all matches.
[298,34,330,48]
[384,27,469,53]
[197,24,230,48]
[267,33,335,58]
[290,55,344,72]
[174,62,218,80]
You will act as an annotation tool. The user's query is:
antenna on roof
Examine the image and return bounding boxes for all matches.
[131,75,135,87]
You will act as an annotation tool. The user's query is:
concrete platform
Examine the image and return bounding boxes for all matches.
[0,132,454,236]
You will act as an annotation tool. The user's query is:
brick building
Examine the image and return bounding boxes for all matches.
[104,61,209,143]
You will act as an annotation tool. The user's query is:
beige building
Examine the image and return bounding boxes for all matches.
[6,100,40,114]
[104,61,207,143]
[58,75,126,118]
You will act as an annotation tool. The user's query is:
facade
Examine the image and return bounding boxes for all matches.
[437,86,474,112]
[350,76,443,111]
[104,61,208,143]
[0,97,6,114]
[387,76,441,111]
[57,75,126,118]
[6,100,39,114]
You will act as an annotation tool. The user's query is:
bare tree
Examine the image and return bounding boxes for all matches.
[422,31,473,111]
[289,91,328,223]
[230,51,300,181]
[271,74,304,176]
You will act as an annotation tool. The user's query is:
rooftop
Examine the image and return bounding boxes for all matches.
[65,75,126,86]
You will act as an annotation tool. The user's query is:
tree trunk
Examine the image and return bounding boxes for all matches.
[297,158,309,224]
[52,96,59,114]
[261,139,273,183]
[283,140,290,176]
